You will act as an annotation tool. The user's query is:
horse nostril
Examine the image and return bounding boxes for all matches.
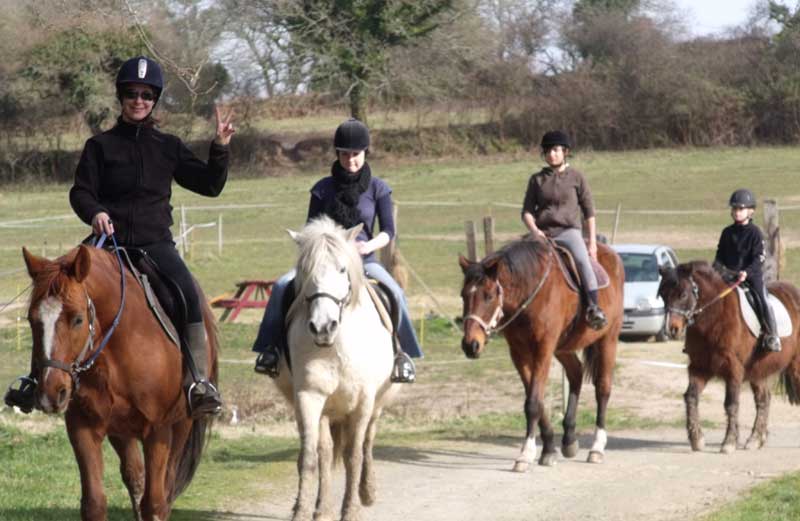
[57,387,69,408]
[329,320,338,333]
[309,322,318,335]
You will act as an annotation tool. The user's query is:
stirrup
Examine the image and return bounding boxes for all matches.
[187,380,223,418]
[4,376,37,413]
[254,349,280,378]
[391,352,416,384]
[585,305,608,330]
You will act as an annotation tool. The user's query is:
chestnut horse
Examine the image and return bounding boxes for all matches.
[658,261,800,453]
[22,244,216,521]
[459,237,624,472]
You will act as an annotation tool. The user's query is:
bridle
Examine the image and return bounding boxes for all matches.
[665,274,741,327]
[463,253,553,337]
[304,274,353,329]
[40,234,126,390]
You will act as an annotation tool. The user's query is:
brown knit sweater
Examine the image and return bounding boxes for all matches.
[521,165,595,236]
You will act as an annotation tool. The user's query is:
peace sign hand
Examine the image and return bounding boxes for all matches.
[214,105,235,145]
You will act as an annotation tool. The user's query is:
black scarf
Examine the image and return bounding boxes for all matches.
[326,160,372,228]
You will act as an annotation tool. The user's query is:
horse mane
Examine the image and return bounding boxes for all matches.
[678,260,724,286]
[294,216,365,308]
[467,237,550,285]
[29,247,106,309]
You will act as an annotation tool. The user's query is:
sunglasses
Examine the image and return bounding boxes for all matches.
[122,89,155,101]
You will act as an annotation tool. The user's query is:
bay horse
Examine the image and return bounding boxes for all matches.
[271,216,399,521]
[658,261,800,453]
[22,244,216,520]
[459,237,624,472]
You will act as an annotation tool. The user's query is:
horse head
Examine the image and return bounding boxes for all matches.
[288,217,365,348]
[22,245,97,413]
[458,253,503,359]
[658,261,722,339]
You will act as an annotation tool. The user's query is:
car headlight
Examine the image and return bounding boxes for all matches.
[635,298,652,312]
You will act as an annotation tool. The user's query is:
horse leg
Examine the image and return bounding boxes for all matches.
[555,352,583,459]
[745,380,771,450]
[588,338,617,464]
[293,391,325,521]
[510,345,553,473]
[66,415,107,521]
[314,416,335,521]
[720,377,742,454]
[108,435,145,521]
[341,401,374,521]
[359,413,380,506]
[684,372,709,451]
[141,425,173,521]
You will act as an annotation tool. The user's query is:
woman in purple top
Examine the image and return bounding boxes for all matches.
[253,119,421,382]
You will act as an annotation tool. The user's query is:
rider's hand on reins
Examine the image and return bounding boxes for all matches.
[92,212,114,236]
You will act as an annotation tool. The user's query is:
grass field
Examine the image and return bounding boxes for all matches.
[1,146,800,520]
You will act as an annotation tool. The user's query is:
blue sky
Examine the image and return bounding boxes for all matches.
[673,0,758,35]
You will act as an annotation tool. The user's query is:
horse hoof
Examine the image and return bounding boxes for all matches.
[744,437,765,450]
[587,451,604,464]
[690,437,705,452]
[720,443,736,455]
[561,441,579,459]
[539,452,558,467]
[512,460,530,473]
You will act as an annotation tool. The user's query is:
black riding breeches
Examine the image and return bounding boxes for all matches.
[139,241,202,324]
[744,276,775,332]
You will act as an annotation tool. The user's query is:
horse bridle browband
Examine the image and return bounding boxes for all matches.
[463,252,553,336]
[41,234,127,390]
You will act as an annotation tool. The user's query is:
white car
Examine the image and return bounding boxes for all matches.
[611,244,679,342]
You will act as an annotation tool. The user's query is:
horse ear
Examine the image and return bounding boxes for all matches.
[286,229,300,244]
[22,247,45,279]
[345,223,364,242]
[483,255,500,278]
[71,245,92,283]
[458,254,472,274]
[658,265,673,279]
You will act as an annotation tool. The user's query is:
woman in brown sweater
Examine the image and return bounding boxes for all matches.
[521,130,607,329]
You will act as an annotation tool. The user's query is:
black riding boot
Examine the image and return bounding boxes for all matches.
[4,368,37,414]
[254,345,281,378]
[585,289,608,330]
[185,322,223,417]
[757,288,781,352]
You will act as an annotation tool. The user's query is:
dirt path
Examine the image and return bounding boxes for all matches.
[225,340,800,520]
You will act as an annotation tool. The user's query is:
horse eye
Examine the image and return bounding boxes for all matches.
[72,315,84,327]
[483,291,493,302]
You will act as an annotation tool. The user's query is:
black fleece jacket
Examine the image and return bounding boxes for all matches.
[714,221,765,279]
[69,118,229,246]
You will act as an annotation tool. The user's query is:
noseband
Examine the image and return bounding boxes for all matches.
[305,275,352,327]
[463,253,553,336]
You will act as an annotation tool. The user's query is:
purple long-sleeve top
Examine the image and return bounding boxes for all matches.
[307,176,395,263]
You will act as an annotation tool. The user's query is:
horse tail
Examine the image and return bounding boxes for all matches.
[582,341,601,384]
[170,292,218,501]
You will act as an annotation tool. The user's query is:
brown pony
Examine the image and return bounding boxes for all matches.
[658,261,800,453]
[459,237,624,472]
[22,244,217,520]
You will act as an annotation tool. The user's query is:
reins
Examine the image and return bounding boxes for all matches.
[464,251,554,336]
[41,234,127,389]
[667,275,742,326]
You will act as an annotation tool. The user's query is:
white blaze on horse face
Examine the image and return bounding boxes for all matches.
[38,296,64,361]
[307,266,350,345]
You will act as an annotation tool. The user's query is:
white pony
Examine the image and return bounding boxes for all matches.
[273,216,400,521]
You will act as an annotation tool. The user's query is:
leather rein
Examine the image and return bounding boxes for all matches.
[463,252,554,336]
[666,275,742,326]
[41,234,127,390]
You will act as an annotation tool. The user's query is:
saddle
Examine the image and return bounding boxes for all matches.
[109,246,182,348]
[735,286,793,338]
[551,243,610,294]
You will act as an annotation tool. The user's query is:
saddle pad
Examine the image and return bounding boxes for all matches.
[736,287,793,338]
[553,246,610,293]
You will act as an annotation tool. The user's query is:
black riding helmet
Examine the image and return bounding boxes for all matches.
[729,188,756,209]
[540,130,571,149]
[334,118,370,152]
[115,56,164,102]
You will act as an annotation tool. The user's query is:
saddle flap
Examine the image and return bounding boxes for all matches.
[735,287,792,338]
[552,244,610,293]
[366,279,398,336]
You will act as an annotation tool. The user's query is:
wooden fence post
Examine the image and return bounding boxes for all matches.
[483,216,495,256]
[465,220,477,261]
[763,199,782,282]
[611,202,622,244]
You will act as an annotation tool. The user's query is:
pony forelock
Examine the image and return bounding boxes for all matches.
[294,216,365,307]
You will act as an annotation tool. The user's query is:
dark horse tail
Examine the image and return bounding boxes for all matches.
[779,369,800,405]
[169,288,218,502]
[778,284,800,405]
[583,342,601,383]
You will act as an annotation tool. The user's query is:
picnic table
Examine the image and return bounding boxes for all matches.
[211,279,274,323]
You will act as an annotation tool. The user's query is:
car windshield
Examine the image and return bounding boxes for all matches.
[620,253,660,282]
